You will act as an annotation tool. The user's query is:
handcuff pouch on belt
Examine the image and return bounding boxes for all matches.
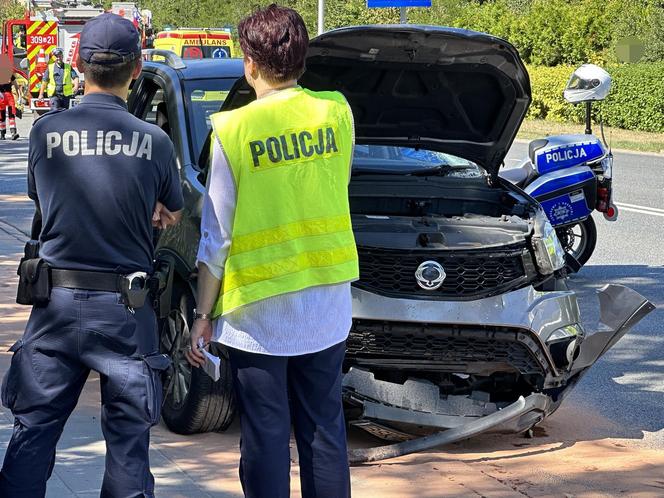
[16,240,51,306]
[122,256,175,315]
[121,272,150,309]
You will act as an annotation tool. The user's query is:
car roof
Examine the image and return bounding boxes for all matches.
[142,58,244,81]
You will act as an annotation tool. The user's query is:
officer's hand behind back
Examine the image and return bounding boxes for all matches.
[152,202,181,230]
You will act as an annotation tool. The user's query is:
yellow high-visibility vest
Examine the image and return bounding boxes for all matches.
[46,63,73,97]
[210,86,358,317]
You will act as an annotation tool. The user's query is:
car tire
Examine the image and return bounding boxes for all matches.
[159,282,236,434]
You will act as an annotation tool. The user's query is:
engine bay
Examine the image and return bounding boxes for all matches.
[349,174,535,221]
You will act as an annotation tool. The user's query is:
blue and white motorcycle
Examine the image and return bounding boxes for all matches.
[500,64,618,271]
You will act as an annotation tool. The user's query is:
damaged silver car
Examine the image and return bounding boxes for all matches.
[300,26,654,461]
[132,25,654,457]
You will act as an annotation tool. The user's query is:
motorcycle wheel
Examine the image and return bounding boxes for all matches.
[555,216,597,271]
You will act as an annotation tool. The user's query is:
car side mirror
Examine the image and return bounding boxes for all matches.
[563,64,611,104]
[19,57,28,70]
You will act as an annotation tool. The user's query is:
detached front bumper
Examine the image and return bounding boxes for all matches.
[345,284,654,442]
[344,368,552,440]
[348,393,552,464]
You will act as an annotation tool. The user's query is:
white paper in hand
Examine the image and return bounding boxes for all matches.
[197,337,221,381]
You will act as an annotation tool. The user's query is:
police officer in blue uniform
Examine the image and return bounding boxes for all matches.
[0,13,183,498]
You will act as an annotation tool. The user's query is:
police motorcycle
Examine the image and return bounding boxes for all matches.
[499,64,618,271]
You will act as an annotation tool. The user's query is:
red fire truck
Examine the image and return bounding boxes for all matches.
[1,1,151,112]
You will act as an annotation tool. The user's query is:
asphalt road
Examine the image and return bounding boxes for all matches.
[506,141,664,449]
[1,116,663,495]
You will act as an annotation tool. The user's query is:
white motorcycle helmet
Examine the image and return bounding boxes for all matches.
[563,64,612,104]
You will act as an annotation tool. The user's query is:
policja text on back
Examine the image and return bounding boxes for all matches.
[46,130,153,159]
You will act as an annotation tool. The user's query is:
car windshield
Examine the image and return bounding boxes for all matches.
[185,79,484,177]
[184,79,235,159]
[351,145,483,177]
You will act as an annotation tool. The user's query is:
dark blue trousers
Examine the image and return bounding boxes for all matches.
[49,95,71,111]
[0,287,170,498]
[228,341,350,498]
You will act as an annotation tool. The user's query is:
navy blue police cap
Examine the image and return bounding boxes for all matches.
[79,13,141,65]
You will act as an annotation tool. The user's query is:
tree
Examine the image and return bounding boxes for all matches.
[137,0,664,65]
[0,0,25,26]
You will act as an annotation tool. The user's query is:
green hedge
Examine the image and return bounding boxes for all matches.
[437,0,663,66]
[142,0,664,66]
[527,63,664,133]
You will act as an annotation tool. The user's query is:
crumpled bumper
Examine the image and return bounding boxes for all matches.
[569,284,654,373]
[352,283,580,341]
[348,393,552,464]
[344,368,552,440]
[345,284,654,442]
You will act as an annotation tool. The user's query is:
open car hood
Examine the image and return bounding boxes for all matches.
[221,25,531,175]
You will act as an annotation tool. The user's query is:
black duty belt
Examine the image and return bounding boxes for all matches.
[51,269,149,293]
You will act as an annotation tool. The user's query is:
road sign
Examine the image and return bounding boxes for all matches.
[367,0,431,7]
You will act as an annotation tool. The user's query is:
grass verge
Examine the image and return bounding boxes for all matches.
[517,119,664,154]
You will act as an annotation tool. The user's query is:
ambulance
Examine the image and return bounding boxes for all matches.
[154,28,235,59]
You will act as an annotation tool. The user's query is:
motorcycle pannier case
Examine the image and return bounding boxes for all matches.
[525,167,597,226]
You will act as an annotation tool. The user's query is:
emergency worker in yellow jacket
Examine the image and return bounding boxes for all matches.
[186,5,357,497]
[38,48,80,111]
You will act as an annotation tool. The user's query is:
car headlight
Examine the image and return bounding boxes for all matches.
[532,212,566,274]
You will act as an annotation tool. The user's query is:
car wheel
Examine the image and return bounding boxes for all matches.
[159,282,235,434]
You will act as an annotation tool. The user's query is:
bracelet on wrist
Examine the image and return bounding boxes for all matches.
[193,309,212,321]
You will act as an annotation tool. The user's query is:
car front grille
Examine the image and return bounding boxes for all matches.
[354,247,529,300]
[346,320,547,377]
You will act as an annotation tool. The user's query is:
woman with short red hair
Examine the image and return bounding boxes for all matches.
[188,4,357,497]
